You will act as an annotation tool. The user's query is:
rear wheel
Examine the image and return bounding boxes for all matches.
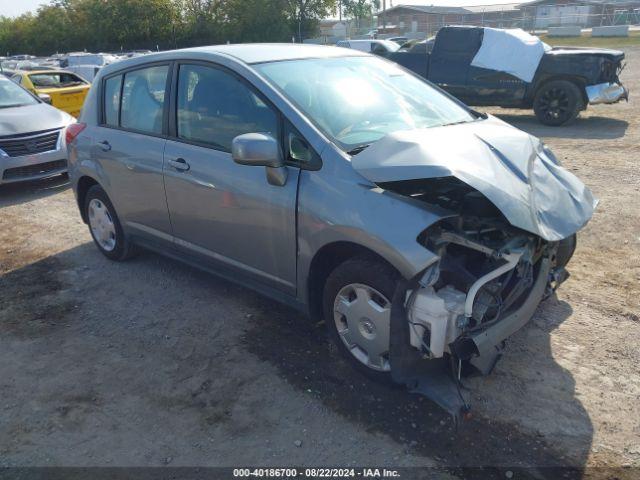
[84,185,136,261]
[323,255,400,381]
[533,80,583,126]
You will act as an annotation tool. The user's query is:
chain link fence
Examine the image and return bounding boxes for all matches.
[308,3,640,44]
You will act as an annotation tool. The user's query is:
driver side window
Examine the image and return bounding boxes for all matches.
[176,64,278,152]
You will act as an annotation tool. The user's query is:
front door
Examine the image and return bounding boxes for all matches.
[163,63,299,294]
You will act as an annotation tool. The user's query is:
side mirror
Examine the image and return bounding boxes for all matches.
[232,133,282,167]
[38,93,52,104]
[232,133,287,186]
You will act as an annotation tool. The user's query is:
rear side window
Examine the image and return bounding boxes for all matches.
[176,64,278,151]
[120,65,169,135]
[434,28,482,56]
[103,75,122,127]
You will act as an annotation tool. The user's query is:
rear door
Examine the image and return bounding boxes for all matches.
[466,31,527,106]
[91,63,173,243]
[428,28,483,102]
[162,62,300,294]
[465,67,527,106]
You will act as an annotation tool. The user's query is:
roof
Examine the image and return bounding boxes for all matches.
[104,44,370,73]
[464,3,522,12]
[520,0,638,5]
[384,4,471,14]
[384,3,523,14]
[14,69,73,75]
[185,43,370,63]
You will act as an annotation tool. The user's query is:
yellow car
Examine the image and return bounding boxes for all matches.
[11,69,90,117]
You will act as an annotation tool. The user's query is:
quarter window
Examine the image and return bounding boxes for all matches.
[103,75,122,127]
[176,64,278,151]
[120,65,168,135]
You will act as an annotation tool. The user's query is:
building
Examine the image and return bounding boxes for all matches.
[377,1,640,35]
[520,0,640,28]
[319,19,352,38]
[378,4,526,35]
[378,5,472,36]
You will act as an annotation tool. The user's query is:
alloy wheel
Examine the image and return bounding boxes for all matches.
[538,87,570,121]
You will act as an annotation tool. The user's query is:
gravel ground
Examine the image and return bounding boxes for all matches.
[0,47,638,477]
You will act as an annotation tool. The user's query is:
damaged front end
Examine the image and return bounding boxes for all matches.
[350,119,594,419]
[385,178,571,419]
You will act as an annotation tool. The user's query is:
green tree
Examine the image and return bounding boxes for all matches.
[0,0,323,56]
[343,0,376,30]
[223,0,291,43]
[286,0,336,41]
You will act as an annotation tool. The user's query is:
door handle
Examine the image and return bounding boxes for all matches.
[168,157,190,172]
[98,140,111,152]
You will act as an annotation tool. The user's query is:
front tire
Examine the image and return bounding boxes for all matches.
[323,255,400,381]
[533,80,583,126]
[84,185,136,261]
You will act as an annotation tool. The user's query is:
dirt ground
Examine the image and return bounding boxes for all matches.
[0,48,638,477]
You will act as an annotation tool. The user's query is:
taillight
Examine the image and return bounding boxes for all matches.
[65,122,86,145]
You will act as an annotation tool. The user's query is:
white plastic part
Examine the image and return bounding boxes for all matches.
[464,250,523,318]
[408,286,466,358]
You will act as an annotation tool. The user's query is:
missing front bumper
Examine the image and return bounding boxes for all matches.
[391,252,553,419]
[465,256,552,373]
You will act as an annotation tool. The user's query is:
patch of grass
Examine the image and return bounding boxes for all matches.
[538,30,640,49]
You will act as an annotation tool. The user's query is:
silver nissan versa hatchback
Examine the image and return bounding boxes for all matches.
[67,44,596,413]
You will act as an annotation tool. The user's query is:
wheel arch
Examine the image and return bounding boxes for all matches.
[531,75,589,107]
[76,175,100,223]
[306,241,402,322]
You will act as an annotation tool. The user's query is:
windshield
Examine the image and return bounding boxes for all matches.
[255,56,476,152]
[0,79,39,108]
[29,72,87,88]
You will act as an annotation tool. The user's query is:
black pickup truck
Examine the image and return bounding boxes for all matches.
[388,26,627,125]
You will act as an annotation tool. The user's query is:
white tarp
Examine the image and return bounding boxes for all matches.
[471,28,551,83]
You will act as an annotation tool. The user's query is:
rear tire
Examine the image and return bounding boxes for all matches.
[323,255,400,382]
[84,185,136,261]
[533,80,583,126]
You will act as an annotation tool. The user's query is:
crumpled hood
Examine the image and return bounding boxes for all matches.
[351,116,597,241]
[0,103,73,136]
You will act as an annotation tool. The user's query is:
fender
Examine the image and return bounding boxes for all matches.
[295,162,452,307]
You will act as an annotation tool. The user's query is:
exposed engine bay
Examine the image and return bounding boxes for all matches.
[382,177,573,418]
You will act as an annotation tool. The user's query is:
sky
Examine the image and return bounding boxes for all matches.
[0,0,525,18]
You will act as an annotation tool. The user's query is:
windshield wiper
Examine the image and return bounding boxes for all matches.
[441,119,475,127]
[347,144,371,156]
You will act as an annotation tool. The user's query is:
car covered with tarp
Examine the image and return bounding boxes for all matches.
[389,26,627,125]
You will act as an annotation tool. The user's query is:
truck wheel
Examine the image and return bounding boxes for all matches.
[533,80,583,126]
[323,255,400,381]
[84,185,137,261]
